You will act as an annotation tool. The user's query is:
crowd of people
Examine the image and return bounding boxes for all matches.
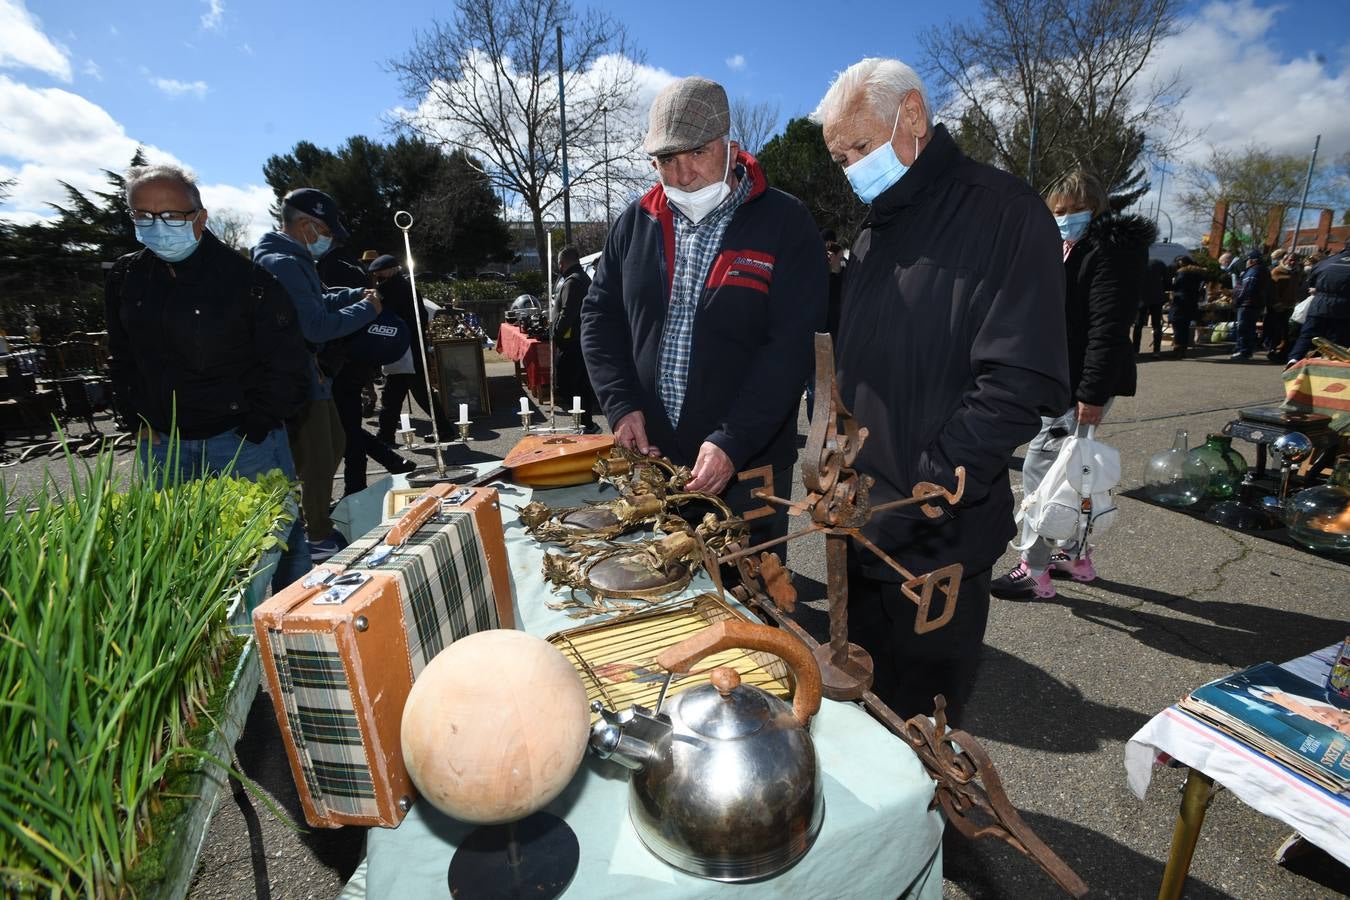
[100,56,1350,729]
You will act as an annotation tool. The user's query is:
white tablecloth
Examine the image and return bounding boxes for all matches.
[1124,644,1350,864]
[336,473,945,899]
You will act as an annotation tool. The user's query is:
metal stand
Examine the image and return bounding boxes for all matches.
[447,812,579,900]
[457,421,472,443]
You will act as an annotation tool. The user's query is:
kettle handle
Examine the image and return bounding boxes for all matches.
[655,620,822,726]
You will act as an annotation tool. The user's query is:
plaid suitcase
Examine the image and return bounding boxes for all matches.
[254,483,514,828]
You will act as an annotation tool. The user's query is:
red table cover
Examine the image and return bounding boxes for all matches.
[497,323,550,392]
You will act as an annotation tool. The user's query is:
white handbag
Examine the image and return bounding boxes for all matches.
[1017,425,1121,548]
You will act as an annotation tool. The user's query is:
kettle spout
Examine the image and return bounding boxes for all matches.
[588,701,670,771]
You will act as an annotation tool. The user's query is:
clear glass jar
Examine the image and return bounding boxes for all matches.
[1142,429,1209,506]
[1186,434,1247,500]
[1285,459,1350,555]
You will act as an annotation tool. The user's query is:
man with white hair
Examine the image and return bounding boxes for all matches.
[106,163,313,591]
[582,76,826,544]
[811,58,1069,724]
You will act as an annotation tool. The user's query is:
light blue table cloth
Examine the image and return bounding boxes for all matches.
[336,469,944,899]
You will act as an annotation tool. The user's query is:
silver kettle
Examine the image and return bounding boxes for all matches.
[589,620,824,882]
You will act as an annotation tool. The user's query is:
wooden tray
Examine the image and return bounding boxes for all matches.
[547,594,794,721]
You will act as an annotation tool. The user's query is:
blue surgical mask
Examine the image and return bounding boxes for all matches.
[134,215,202,263]
[845,105,915,204]
[1055,210,1093,242]
[300,220,333,259]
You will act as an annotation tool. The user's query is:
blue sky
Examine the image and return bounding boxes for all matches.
[3,0,1349,243]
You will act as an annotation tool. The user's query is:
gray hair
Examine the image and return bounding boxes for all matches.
[124,164,203,209]
[1045,169,1109,217]
[810,58,932,128]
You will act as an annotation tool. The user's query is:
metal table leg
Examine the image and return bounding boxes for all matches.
[1158,768,1215,900]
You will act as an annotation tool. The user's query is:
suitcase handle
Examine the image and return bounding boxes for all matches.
[386,483,454,547]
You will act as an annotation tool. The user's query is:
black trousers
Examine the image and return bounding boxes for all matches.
[333,364,407,495]
[1134,304,1164,354]
[553,341,597,428]
[846,552,993,728]
[377,368,451,440]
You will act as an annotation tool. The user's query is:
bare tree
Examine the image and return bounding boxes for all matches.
[1177,144,1349,253]
[388,0,646,270]
[207,208,253,254]
[922,0,1188,198]
[729,98,781,156]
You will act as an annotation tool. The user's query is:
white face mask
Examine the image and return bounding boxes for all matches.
[662,139,733,224]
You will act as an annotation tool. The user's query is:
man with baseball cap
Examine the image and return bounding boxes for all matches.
[253,187,383,560]
[581,76,827,544]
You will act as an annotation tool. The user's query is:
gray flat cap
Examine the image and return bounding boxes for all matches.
[644,77,730,156]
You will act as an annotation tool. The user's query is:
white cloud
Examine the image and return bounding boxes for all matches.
[725,54,746,72]
[1131,0,1350,242]
[200,182,275,246]
[82,59,101,80]
[0,0,72,82]
[152,77,209,99]
[240,42,253,56]
[201,0,224,31]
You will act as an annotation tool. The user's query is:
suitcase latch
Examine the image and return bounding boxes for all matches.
[313,572,371,605]
[302,567,339,589]
[441,488,473,508]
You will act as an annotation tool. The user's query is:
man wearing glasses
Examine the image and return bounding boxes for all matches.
[581,77,826,546]
[105,163,313,590]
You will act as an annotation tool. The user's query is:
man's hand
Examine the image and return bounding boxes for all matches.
[364,288,382,314]
[613,411,659,457]
[686,441,734,494]
[1076,401,1105,426]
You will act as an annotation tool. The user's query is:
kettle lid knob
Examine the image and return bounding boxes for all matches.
[711,667,741,697]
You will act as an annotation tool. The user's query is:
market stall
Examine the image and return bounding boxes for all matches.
[497,321,551,395]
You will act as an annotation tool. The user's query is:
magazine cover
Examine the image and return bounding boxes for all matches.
[1186,662,1350,791]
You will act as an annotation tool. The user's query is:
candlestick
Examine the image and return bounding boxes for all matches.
[570,412,585,434]
[457,421,471,443]
[519,412,533,433]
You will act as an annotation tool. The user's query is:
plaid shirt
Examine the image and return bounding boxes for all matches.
[657,167,752,425]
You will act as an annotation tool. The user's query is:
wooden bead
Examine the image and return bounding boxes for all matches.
[401,630,590,825]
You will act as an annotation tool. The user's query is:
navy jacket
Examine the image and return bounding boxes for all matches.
[837,124,1070,578]
[253,231,376,400]
[581,152,827,472]
[106,230,310,440]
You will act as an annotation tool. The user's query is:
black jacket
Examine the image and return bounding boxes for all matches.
[553,263,591,346]
[1171,265,1207,316]
[837,124,1070,578]
[106,230,310,440]
[582,152,827,471]
[1065,212,1156,405]
[1308,251,1350,320]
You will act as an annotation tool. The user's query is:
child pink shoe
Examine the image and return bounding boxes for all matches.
[1049,550,1097,583]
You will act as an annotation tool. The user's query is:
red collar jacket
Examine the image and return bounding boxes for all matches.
[581,152,828,473]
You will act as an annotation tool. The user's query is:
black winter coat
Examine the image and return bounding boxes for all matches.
[1308,251,1350,320]
[106,230,310,440]
[1064,212,1156,405]
[836,124,1070,578]
[1171,265,1207,318]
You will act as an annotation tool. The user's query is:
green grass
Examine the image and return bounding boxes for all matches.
[0,439,294,897]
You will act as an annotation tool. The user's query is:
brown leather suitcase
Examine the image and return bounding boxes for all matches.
[253,483,513,828]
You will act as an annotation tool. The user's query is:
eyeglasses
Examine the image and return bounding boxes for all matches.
[130,209,200,227]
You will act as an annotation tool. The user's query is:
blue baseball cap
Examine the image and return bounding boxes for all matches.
[282,188,350,242]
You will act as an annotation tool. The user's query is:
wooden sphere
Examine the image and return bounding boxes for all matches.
[401,629,590,825]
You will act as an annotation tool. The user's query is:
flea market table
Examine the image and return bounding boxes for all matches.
[497,322,551,395]
[334,470,946,899]
[1125,644,1350,899]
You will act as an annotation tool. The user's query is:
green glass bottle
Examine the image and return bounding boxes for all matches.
[1186,434,1247,500]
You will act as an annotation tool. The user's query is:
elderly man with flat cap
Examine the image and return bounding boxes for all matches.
[582,76,827,544]
[811,58,1069,725]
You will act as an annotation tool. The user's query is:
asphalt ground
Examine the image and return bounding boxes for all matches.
[5,334,1348,899]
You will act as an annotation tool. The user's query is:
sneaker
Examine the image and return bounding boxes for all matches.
[1048,550,1097,583]
[307,533,348,563]
[990,561,1055,600]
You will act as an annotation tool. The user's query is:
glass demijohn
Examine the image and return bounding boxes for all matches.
[1186,434,1247,500]
[1142,429,1209,507]
[1284,459,1350,555]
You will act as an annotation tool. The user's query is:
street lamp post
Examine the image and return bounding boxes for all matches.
[602,105,612,229]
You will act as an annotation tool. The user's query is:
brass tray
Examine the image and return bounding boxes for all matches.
[547,593,794,722]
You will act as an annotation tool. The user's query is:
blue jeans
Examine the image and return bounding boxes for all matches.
[1234,306,1261,356]
[139,426,311,592]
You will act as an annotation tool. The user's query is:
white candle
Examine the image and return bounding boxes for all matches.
[519,396,530,415]
[458,403,469,424]
[400,413,411,431]
[571,395,583,414]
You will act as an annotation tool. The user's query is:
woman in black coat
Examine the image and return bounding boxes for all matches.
[993,169,1156,600]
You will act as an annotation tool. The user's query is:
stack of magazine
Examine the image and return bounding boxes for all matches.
[1178,662,1350,796]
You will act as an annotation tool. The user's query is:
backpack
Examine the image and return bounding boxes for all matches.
[1017,425,1121,549]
